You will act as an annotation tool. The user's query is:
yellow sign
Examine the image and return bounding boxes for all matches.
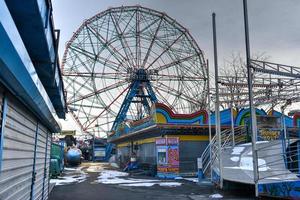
[260,129,280,140]
[61,130,76,136]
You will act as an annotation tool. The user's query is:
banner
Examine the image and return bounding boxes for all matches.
[156,137,179,178]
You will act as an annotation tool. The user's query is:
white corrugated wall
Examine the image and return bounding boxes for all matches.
[0,86,52,200]
[32,124,48,200]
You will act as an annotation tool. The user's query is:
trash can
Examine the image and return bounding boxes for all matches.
[50,143,64,177]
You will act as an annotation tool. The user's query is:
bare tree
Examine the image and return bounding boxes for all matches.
[218,52,270,109]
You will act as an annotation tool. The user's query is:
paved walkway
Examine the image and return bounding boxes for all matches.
[49,162,254,200]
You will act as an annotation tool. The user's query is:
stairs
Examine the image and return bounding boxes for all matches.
[200,126,247,179]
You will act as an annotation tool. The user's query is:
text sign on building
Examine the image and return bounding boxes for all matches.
[156,138,166,145]
[257,116,282,141]
[156,137,179,178]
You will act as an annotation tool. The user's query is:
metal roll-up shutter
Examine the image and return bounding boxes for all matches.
[42,132,51,200]
[0,92,37,200]
[32,124,48,200]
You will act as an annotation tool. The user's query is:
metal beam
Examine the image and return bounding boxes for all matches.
[212,12,223,188]
[206,59,212,180]
[251,59,300,78]
[67,80,127,104]
[243,0,259,197]
[85,85,130,131]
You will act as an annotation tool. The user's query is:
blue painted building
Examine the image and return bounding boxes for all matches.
[0,1,66,199]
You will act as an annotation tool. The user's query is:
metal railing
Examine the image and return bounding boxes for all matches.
[201,126,247,178]
[257,130,300,182]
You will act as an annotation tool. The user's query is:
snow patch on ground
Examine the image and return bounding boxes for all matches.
[184,178,199,183]
[159,182,182,187]
[64,167,83,171]
[64,167,77,171]
[98,170,129,179]
[86,165,103,173]
[96,177,159,184]
[50,173,87,185]
[94,170,158,185]
[120,182,156,187]
[231,147,245,155]
[120,182,182,187]
[209,193,223,199]
[110,163,119,168]
[93,169,182,187]
[230,156,239,162]
[51,166,88,186]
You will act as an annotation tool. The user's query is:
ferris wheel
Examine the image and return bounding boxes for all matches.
[62,6,208,136]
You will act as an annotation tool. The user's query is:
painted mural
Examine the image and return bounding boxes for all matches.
[268,110,293,127]
[258,180,300,199]
[111,103,300,139]
[293,112,300,127]
[111,103,208,137]
[234,108,266,126]
[156,137,180,178]
[153,103,208,125]
[210,108,237,126]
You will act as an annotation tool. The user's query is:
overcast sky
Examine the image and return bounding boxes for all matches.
[53,0,300,67]
[52,0,300,132]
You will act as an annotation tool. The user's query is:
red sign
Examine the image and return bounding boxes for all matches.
[168,147,179,166]
[156,137,179,177]
[167,137,179,145]
[155,138,166,145]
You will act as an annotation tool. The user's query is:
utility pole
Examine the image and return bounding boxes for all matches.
[206,59,212,180]
[212,12,223,189]
[243,0,259,197]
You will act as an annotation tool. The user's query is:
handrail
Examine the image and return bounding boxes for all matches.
[201,126,247,177]
[202,125,300,185]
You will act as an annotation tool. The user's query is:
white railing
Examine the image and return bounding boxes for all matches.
[257,130,300,182]
[201,126,247,178]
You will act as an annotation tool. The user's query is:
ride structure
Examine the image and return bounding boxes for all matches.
[62,5,208,137]
[204,2,300,198]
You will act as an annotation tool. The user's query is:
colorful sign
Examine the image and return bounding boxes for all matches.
[156,137,179,178]
[94,148,106,157]
[153,103,208,125]
[259,129,281,141]
[256,116,282,141]
[61,130,76,136]
[156,138,167,145]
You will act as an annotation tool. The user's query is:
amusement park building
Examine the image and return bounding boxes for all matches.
[0,1,66,199]
[109,103,296,177]
[109,103,228,176]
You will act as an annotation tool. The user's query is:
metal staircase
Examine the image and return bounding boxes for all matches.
[201,126,247,179]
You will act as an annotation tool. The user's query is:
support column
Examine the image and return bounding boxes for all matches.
[243,0,259,196]
[281,108,288,168]
[206,59,212,180]
[212,12,223,188]
[231,106,235,147]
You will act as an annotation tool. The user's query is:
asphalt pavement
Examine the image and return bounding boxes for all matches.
[49,162,255,200]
